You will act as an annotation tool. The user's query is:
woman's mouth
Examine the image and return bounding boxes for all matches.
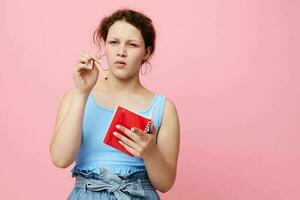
[115,60,126,68]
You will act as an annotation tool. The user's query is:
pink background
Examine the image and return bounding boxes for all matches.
[1,0,299,199]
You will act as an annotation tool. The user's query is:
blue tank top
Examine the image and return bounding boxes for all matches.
[71,93,167,176]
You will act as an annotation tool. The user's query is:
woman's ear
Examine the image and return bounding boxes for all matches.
[143,46,152,61]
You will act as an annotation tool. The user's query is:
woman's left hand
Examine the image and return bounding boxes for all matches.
[114,122,158,158]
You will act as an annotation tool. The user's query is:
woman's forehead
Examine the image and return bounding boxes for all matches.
[107,21,143,41]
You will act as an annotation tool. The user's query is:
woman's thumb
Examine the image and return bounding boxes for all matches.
[150,120,157,134]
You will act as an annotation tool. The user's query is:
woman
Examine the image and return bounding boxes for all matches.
[49,8,180,200]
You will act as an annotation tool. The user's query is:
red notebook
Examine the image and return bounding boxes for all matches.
[102,104,156,156]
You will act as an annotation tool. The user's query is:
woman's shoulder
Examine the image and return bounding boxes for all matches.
[146,90,177,116]
[162,96,177,113]
[148,90,173,105]
[142,89,175,106]
[154,93,178,117]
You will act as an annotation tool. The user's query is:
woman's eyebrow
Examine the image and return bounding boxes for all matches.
[128,39,140,42]
[107,37,140,42]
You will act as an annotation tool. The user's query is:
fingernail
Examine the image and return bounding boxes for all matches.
[116,125,120,129]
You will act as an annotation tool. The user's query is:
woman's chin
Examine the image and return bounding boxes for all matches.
[110,68,137,79]
[114,72,138,80]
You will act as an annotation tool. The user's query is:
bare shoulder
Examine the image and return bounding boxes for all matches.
[158,96,180,135]
[160,97,180,137]
[164,97,178,114]
[161,97,180,126]
[160,97,180,134]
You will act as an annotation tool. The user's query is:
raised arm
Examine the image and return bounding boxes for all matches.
[49,52,103,168]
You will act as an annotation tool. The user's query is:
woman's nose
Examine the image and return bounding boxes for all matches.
[117,45,127,57]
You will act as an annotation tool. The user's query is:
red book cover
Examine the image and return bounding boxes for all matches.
[102,105,156,156]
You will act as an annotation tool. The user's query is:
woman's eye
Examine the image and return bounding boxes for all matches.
[129,43,137,47]
[109,41,117,44]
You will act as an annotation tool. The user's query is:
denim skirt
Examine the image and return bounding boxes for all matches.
[67,167,160,200]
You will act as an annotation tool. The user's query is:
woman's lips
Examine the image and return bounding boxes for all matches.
[115,61,126,68]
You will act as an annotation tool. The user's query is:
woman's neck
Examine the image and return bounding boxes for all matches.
[97,72,144,95]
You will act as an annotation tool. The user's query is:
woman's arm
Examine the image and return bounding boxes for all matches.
[49,88,89,168]
[109,97,180,192]
[50,52,100,168]
[143,98,180,193]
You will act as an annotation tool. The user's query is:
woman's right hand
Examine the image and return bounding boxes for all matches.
[73,52,105,95]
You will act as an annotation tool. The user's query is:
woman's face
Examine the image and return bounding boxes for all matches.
[105,20,150,79]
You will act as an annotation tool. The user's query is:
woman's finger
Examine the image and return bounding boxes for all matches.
[77,52,104,74]
[78,57,89,63]
[118,140,140,157]
[113,131,143,151]
[90,54,101,64]
[79,52,101,65]
[80,52,92,59]
[75,64,92,74]
[131,128,149,141]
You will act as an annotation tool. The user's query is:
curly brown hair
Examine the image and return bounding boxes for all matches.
[93,8,156,65]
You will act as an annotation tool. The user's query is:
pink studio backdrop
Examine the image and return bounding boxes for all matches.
[1,0,299,199]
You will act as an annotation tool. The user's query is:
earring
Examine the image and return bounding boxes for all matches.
[141,60,152,75]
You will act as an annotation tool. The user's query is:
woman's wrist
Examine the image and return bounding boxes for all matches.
[74,88,91,98]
